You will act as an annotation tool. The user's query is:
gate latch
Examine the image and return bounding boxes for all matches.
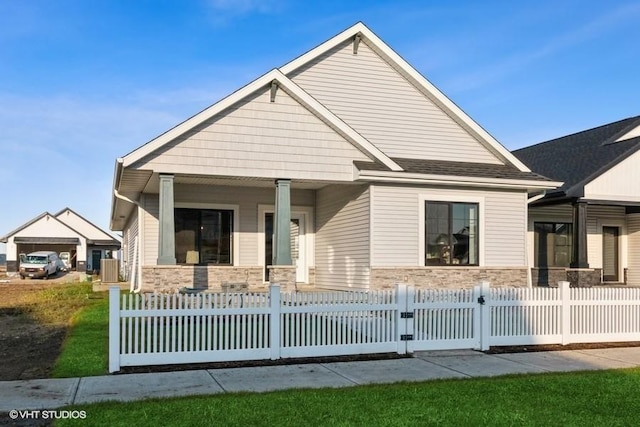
[477,295,486,305]
[400,312,414,319]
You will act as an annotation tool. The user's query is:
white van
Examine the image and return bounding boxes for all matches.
[19,251,60,279]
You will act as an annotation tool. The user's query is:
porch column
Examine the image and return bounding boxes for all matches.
[157,174,176,265]
[273,179,292,266]
[570,201,589,268]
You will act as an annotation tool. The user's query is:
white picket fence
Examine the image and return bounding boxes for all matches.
[108,282,640,372]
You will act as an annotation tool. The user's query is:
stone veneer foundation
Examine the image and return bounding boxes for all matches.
[369,267,529,289]
[141,266,266,293]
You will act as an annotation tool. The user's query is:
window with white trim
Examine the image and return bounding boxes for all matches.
[425,201,479,266]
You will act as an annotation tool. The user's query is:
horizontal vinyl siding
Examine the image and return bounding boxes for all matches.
[124,208,139,280]
[315,185,370,288]
[140,185,315,267]
[141,194,159,266]
[134,87,369,180]
[371,185,527,267]
[627,214,640,286]
[289,40,501,164]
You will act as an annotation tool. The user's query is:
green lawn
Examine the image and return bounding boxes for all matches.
[52,293,109,377]
[56,368,640,426]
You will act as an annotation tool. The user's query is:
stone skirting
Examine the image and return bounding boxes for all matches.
[369,267,529,289]
[268,265,297,290]
[531,268,568,287]
[533,268,604,287]
[141,265,266,293]
[566,268,602,288]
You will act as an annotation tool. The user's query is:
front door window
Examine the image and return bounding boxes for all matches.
[602,226,620,282]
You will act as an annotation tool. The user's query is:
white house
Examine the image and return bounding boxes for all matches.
[110,22,559,292]
[1,207,121,274]
[514,116,640,287]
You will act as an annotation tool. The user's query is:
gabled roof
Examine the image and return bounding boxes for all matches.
[1,209,120,247]
[0,211,85,243]
[513,116,640,199]
[54,207,120,244]
[281,22,531,172]
[119,68,401,172]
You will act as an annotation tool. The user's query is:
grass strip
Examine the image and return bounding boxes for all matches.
[57,367,640,426]
[52,294,109,378]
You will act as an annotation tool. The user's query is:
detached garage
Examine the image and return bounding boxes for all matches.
[1,208,120,274]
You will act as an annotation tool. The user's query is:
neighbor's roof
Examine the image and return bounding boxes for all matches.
[513,116,640,199]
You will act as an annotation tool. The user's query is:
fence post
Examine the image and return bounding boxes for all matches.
[559,281,571,345]
[269,284,281,360]
[477,281,491,351]
[396,283,408,355]
[108,286,121,373]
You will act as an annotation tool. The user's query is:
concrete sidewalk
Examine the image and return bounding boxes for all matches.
[2,347,639,411]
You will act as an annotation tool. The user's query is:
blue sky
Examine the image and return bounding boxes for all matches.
[1,0,639,253]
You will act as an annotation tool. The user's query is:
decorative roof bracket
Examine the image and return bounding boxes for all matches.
[270,80,278,102]
[353,34,361,54]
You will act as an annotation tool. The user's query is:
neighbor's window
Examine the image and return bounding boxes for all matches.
[425,202,478,266]
[534,222,572,267]
[175,208,233,265]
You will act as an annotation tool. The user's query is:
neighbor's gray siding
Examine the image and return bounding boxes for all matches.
[133,87,370,180]
[370,185,527,267]
[315,185,370,288]
[627,214,640,286]
[289,39,502,164]
[140,185,315,267]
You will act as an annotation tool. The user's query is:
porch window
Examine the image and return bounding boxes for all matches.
[534,222,572,267]
[425,202,478,266]
[175,208,233,265]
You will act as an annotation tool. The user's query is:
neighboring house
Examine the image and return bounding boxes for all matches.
[110,22,558,292]
[1,208,121,274]
[514,116,640,287]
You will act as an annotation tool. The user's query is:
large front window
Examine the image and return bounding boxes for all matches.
[534,222,572,267]
[425,202,478,266]
[175,208,233,265]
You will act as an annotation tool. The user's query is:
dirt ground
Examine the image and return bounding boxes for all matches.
[0,271,82,381]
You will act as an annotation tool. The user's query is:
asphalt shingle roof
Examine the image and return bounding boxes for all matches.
[354,157,553,182]
[513,116,640,198]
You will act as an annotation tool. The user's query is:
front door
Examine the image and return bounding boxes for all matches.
[264,213,306,283]
[91,250,102,273]
[602,226,620,282]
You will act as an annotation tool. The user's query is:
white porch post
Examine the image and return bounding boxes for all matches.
[157,174,176,265]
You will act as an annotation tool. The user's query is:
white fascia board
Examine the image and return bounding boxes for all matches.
[357,170,562,191]
[280,22,530,173]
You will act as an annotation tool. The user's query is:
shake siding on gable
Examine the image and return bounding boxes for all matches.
[289,40,502,164]
[370,185,527,267]
[133,87,370,180]
[139,185,315,267]
[316,185,370,288]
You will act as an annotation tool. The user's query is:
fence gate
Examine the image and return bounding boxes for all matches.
[397,282,489,352]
